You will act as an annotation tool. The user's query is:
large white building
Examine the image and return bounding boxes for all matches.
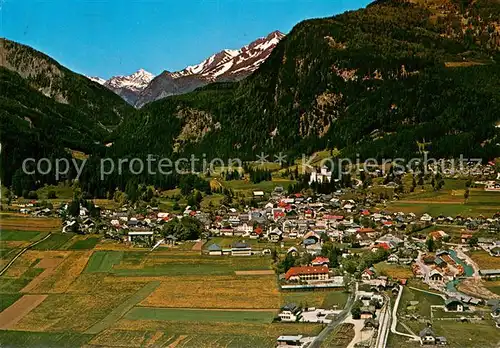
[309,166,332,185]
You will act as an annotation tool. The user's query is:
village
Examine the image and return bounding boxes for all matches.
[1,159,500,347]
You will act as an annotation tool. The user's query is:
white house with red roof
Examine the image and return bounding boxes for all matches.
[311,256,330,267]
[361,267,376,281]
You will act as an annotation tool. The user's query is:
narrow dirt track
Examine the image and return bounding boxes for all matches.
[234,270,275,275]
[191,240,204,251]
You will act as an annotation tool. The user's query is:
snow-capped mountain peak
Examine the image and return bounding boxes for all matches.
[85,69,155,105]
[105,69,155,91]
[168,30,285,81]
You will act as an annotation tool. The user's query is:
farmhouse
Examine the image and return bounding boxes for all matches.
[435,337,448,345]
[164,234,178,245]
[207,244,222,256]
[420,214,433,222]
[444,298,466,312]
[388,254,399,263]
[361,267,376,281]
[285,266,329,282]
[311,256,330,267]
[429,230,448,241]
[231,242,252,256]
[279,303,302,322]
[268,227,283,242]
[303,231,321,243]
[419,327,436,345]
[461,233,473,244]
[287,246,299,257]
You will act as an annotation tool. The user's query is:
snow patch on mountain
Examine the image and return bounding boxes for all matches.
[87,76,106,85]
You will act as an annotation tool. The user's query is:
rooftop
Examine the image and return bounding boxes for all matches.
[285,266,329,280]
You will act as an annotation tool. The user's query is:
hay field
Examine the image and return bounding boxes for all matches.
[31,234,75,251]
[84,251,124,273]
[469,251,500,270]
[21,251,92,293]
[0,230,43,241]
[374,262,414,279]
[85,281,160,335]
[88,329,170,347]
[112,253,272,276]
[14,275,149,332]
[139,275,279,309]
[109,319,322,348]
[0,294,47,329]
[0,215,61,232]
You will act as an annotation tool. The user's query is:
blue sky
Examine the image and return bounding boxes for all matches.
[2,0,370,79]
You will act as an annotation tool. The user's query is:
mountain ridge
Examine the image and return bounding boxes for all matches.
[134,30,285,107]
[85,30,285,107]
[99,68,155,105]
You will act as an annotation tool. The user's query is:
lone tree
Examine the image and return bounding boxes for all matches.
[351,300,363,320]
[464,188,470,204]
[468,235,478,247]
[426,237,435,252]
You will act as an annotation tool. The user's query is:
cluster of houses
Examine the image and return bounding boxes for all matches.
[414,250,466,285]
[427,159,498,179]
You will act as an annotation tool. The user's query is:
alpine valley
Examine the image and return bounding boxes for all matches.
[1,0,500,196]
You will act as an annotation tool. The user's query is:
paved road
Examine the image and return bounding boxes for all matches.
[390,285,419,339]
[344,314,366,348]
[0,232,53,276]
[375,296,391,348]
[309,285,356,348]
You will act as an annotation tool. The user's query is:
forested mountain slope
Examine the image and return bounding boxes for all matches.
[116,0,500,161]
[2,0,500,197]
[0,38,134,128]
[0,39,136,187]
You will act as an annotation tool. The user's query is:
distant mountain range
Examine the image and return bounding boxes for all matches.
[86,30,285,107]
